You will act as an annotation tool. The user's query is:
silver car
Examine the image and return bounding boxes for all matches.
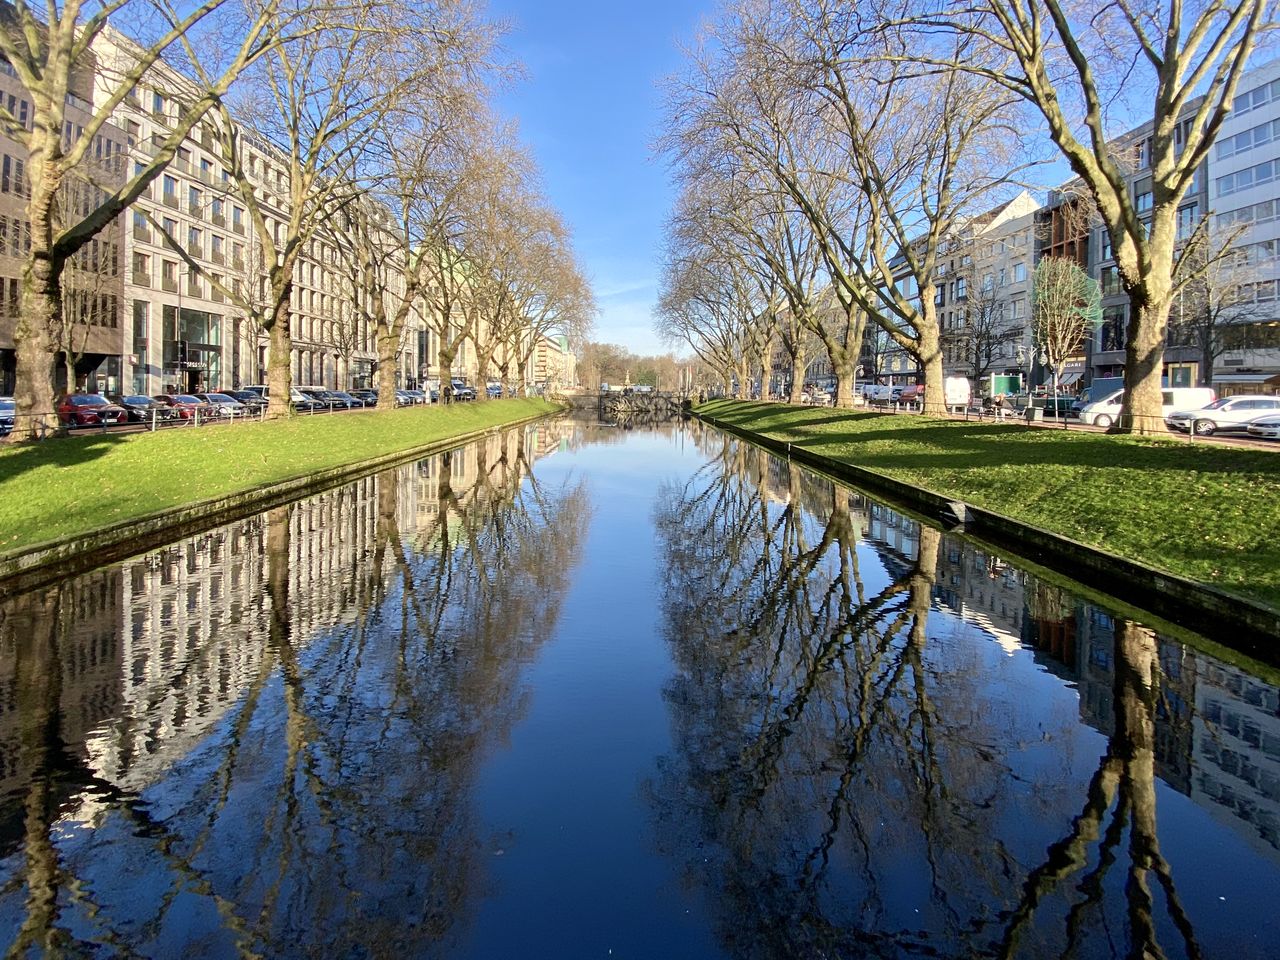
[1165,395,1280,436]
[1246,414,1280,440]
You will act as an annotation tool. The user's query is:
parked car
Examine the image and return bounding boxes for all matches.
[328,390,366,409]
[402,389,427,405]
[450,379,476,401]
[196,392,249,417]
[57,393,129,427]
[394,389,415,406]
[486,382,503,399]
[226,389,268,411]
[1079,386,1215,429]
[899,385,923,407]
[299,388,357,410]
[0,396,14,436]
[1165,395,1280,435]
[112,395,176,423]
[1246,414,1280,440]
[349,389,378,407]
[290,389,325,412]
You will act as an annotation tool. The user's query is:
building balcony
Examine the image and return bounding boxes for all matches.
[232,221,245,236]
[161,277,178,293]
[211,288,224,304]
[161,193,179,210]
[187,282,202,297]
[133,225,151,242]
[211,213,226,228]
[211,251,225,265]
[186,200,202,218]
[132,271,150,287]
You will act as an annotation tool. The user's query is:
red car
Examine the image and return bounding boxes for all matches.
[152,394,212,421]
[57,393,129,427]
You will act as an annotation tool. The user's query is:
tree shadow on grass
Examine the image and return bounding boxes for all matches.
[0,431,132,488]
[783,422,1280,476]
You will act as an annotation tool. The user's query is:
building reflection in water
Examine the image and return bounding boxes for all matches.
[650,426,1280,959]
[0,420,587,957]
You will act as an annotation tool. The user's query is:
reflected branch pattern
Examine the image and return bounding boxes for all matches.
[0,422,588,958]
[648,428,1275,960]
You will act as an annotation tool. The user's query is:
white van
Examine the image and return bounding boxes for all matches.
[944,376,971,410]
[1079,386,1215,428]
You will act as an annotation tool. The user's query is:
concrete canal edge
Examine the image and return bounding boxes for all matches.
[696,411,1280,652]
[0,406,562,597]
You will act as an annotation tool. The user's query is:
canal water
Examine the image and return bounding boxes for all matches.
[0,417,1277,959]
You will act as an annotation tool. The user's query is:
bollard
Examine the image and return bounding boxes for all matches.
[151,409,157,432]
[195,409,200,428]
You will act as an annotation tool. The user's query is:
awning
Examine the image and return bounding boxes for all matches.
[1212,372,1280,385]
[1053,370,1083,388]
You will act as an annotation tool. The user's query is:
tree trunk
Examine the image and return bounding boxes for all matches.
[833,366,855,409]
[917,314,946,416]
[736,360,750,399]
[438,349,454,404]
[788,343,805,405]
[8,254,64,443]
[1117,288,1171,435]
[265,289,294,420]
[376,321,399,411]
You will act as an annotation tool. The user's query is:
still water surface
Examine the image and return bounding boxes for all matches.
[0,418,1277,959]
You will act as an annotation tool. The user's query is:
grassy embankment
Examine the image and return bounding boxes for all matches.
[698,399,1280,609]
[0,398,556,555]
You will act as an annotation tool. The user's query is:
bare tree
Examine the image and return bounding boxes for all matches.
[1031,255,1101,402]
[946,272,1023,385]
[1171,228,1269,387]
[896,0,1276,432]
[1,0,287,441]
[662,1,1028,413]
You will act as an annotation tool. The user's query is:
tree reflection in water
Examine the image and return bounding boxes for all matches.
[0,423,589,957]
[649,431,1220,960]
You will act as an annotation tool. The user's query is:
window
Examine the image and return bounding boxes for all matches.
[1234,77,1280,118]
[1101,306,1125,351]
[162,217,177,243]
[162,260,177,282]
[1216,158,1280,198]
[132,252,149,277]
[212,198,223,219]
[1099,230,1113,261]
[1216,117,1280,159]
[1135,189,1153,213]
[188,185,201,213]
[152,91,165,115]
[1010,298,1025,320]
[162,174,177,197]
[1176,203,1200,241]
[1012,261,1026,283]
[1101,265,1124,296]
[187,226,202,253]
[955,277,967,300]
[1217,198,1277,230]
[232,206,243,229]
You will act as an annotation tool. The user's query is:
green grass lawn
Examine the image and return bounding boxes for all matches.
[698,399,1280,609]
[0,398,556,555]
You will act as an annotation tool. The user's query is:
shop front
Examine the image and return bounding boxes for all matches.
[162,305,222,393]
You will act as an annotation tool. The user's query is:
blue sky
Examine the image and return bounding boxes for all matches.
[487,0,710,356]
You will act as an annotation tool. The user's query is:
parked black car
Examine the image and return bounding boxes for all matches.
[349,389,378,407]
[226,389,268,411]
[111,395,177,423]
